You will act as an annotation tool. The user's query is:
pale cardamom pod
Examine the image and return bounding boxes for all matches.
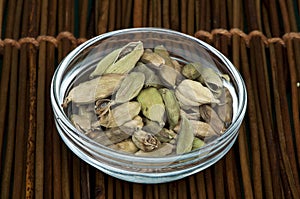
[62,74,124,107]
[110,139,139,154]
[189,120,217,138]
[120,115,144,134]
[137,87,166,126]
[199,105,225,134]
[88,128,131,146]
[197,66,224,97]
[133,62,162,88]
[135,143,174,157]
[158,65,183,88]
[159,88,180,129]
[142,118,163,134]
[114,72,145,104]
[103,41,144,74]
[154,45,175,68]
[155,128,176,143]
[141,49,165,69]
[176,114,194,154]
[132,130,161,152]
[176,79,220,106]
[98,101,141,128]
[216,88,233,125]
[71,114,91,132]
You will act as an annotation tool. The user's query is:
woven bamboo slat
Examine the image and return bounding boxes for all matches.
[0,0,299,198]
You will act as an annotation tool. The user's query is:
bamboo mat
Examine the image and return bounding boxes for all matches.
[0,0,299,198]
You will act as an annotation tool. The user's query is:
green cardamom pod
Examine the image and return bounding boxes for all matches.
[189,120,217,138]
[154,45,175,68]
[155,128,176,143]
[70,114,91,132]
[137,87,166,126]
[135,143,174,157]
[159,88,180,129]
[141,49,165,69]
[89,48,122,78]
[197,65,224,97]
[103,41,144,74]
[110,139,139,154]
[63,73,124,107]
[114,72,145,104]
[133,62,162,88]
[181,63,201,79]
[176,114,194,154]
[158,65,183,88]
[88,128,131,146]
[192,137,205,150]
[199,105,225,134]
[132,130,161,152]
[176,79,220,106]
[98,101,141,128]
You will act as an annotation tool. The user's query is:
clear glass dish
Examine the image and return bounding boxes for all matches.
[50,28,247,183]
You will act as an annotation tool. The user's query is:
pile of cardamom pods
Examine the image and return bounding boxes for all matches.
[63,41,233,157]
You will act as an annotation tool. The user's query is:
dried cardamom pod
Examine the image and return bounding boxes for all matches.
[158,65,184,88]
[71,114,91,132]
[189,120,217,138]
[137,87,166,126]
[155,128,176,143]
[120,115,144,134]
[175,89,200,107]
[171,59,182,72]
[175,79,220,106]
[62,74,124,107]
[89,48,122,78]
[181,63,201,80]
[135,143,174,157]
[197,67,224,97]
[199,105,225,134]
[132,130,161,152]
[133,62,162,88]
[142,119,163,134]
[88,128,131,146]
[141,49,165,69]
[216,88,233,125]
[103,41,144,74]
[176,114,194,154]
[154,45,174,68]
[192,137,205,150]
[159,88,180,129]
[109,139,139,154]
[98,101,141,128]
[114,72,145,104]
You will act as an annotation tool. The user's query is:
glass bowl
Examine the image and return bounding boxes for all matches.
[50,28,247,183]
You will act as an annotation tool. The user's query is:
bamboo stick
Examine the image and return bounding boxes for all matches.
[195,172,206,199]
[142,0,148,26]
[159,183,169,199]
[199,0,206,30]
[133,183,144,199]
[188,175,198,199]
[1,32,19,199]
[35,0,48,198]
[61,145,71,199]
[79,0,88,37]
[95,170,106,199]
[187,0,194,35]
[0,0,15,171]
[107,177,114,199]
[72,156,81,199]
[225,150,238,199]
[214,161,225,198]
[122,180,131,199]
[115,179,123,199]
[168,181,178,199]
[162,0,170,28]
[180,0,187,33]
[0,0,5,39]
[145,184,154,199]
[108,0,116,31]
[148,0,153,26]
[80,163,91,199]
[133,0,143,27]
[170,0,179,30]
[97,0,109,34]
[177,178,188,199]
[204,168,214,199]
